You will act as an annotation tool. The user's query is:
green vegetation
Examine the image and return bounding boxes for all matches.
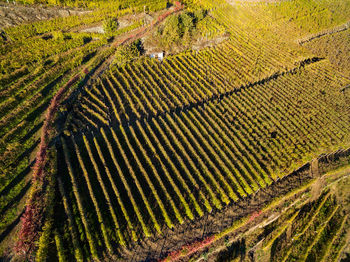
[201,161,350,262]
[0,0,170,259]
[62,59,349,258]
[103,17,119,33]
[0,0,349,261]
[111,39,143,67]
[269,0,350,34]
[304,28,350,77]
[0,0,169,9]
[215,189,350,262]
[155,9,207,48]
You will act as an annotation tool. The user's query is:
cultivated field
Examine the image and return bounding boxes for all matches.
[0,0,349,261]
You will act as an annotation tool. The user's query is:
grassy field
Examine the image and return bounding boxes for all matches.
[0,0,349,261]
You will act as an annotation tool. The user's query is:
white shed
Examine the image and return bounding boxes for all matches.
[150,52,164,61]
[157,52,164,61]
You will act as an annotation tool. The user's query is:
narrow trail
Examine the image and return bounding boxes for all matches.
[14,3,184,256]
[89,3,184,83]
[297,20,350,45]
[311,159,320,177]
[120,161,314,261]
[157,150,350,262]
[194,196,308,262]
[62,3,184,114]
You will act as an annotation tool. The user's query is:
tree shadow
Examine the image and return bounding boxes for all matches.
[216,238,246,262]
[0,161,33,198]
[0,208,24,243]
[0,181,31,215]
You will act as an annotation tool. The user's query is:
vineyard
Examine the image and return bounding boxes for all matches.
[303,28,350,78]
[57,59,350,259]
[0,0,175,258]
[210,161,350,262]
[0,0,350,261]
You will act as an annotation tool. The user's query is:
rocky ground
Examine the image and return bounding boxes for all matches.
[0,2,89,28]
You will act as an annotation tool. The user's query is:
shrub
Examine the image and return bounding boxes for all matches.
[156,10,207,48]
[103,17,119,34]
[112,39,143,67]
[194,9,207,22]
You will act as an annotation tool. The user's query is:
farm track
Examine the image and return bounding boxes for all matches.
[95,8,185,77]
[161,152,350,262]
[298,20,350,45]
[122,160,313,261]
[2,0,350,260]
[0,3,184,257]
[58,53,350,260]
[60,4,185,126]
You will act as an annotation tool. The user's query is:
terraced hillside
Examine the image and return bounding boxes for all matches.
[303,28,350,78]
[210,161,350,262]
[59,60,350,260]
[0,0,178,258]
[0,0,350,261]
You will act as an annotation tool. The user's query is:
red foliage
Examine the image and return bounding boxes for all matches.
[161,235,216,262]
[161,210,262,261]
[83,67,89,75]
[15,3,185,255]
[15,73,81,256]
[248,210,262,223]
[174,1,181,7]
[15,192,45,255]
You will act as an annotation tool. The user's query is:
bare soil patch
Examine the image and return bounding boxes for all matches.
[142,27,229,56]
[0,2,89,29]
[76,12,147,34]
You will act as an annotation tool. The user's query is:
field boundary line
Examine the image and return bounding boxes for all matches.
[297,20,350,45]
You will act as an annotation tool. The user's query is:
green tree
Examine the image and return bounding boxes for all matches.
[161,15,182,46]
[112,39,143,67]
[103,17,119,34]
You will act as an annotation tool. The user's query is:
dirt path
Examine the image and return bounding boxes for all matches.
[192,168,350,262]
[193,197,308,262]
[297,20,350,45]
[310,159,319,177]
[8,4,184,257]
[161,161,350,262]
[119,162,313,261]
[124,146,350,261]
[73,3,184,92]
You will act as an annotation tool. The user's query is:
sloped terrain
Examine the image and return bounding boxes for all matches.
[0,2,88,28]
[211,161,350,262]
[0,0,350,261]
